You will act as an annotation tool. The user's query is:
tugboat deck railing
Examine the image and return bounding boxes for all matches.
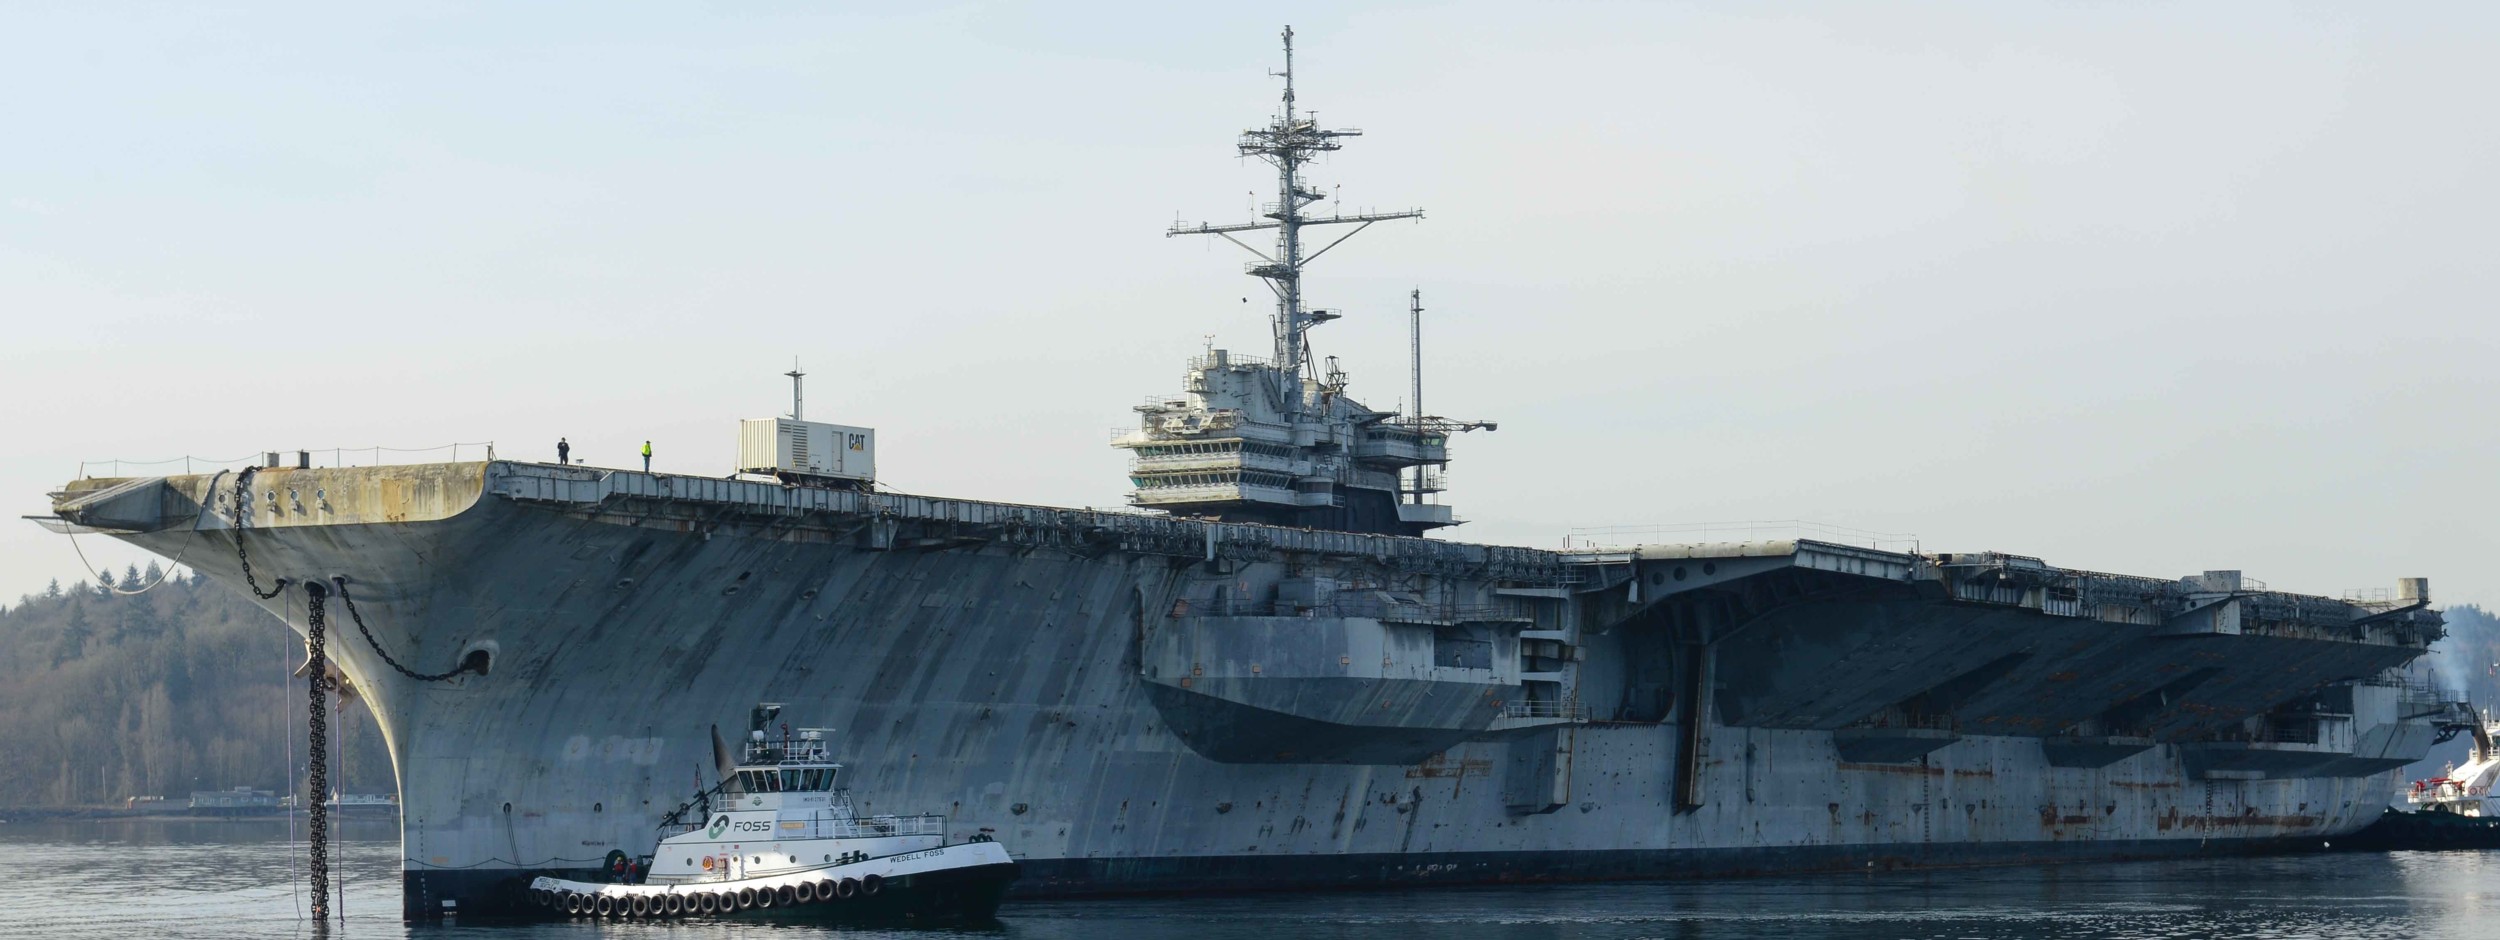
[662,812,946,840]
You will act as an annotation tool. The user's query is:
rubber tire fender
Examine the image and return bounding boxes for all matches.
[835,877,859,899]
[736,886,758,909]
[702,892,722,914]
[563,892,584,916]
[774,884,796,906]
[594,894,616,917]
[794,880,817,904]
[861,873,883,897]
[814,879,837,902]
[630,894,651,917]
[662,893,683,916]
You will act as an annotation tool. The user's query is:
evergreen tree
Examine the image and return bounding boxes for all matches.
[144,561,164,584]
[98,569,117,589]
[51,600,93,667]
[124,563,143,587]
[46,578,62,598]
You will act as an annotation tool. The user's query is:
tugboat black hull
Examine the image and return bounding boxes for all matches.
[526,847,1018,924]
[755,861,1018,924]
[2338,809,2500,852]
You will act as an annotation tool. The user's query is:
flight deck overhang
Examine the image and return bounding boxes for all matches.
[1560,536,2445,744]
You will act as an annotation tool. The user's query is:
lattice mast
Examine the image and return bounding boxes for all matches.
[1168,25,1423,421]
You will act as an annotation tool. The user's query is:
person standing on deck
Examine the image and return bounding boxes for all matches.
[642,440,653,472]
[557,437,570,466]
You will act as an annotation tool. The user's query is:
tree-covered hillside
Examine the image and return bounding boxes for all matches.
[0,567,389,808]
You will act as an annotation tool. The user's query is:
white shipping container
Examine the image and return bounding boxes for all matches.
[738,418,876,482]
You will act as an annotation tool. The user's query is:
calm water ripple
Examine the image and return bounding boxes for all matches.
[2,819,2496,939]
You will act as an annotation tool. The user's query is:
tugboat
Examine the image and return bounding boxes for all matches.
[2342,705,2500,851]
[526,704,1017,922]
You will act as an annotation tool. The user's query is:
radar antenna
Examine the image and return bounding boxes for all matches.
[1167,24,1424,421]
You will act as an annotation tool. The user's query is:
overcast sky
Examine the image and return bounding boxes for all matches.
[2,2,2493,611]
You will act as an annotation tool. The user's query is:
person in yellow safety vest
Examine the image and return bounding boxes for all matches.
[642,440,653,472]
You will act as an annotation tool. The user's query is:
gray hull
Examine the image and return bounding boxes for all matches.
[52,462,2444,921]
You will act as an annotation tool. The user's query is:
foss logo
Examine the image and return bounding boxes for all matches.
[707,815,731,838]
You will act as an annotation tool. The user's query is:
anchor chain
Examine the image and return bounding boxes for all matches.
[305,579,332,923]
[231,467,286,599]
[331,577,475,683]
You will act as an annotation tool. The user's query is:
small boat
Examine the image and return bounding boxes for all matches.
[527,704,1016,922]
[2341,706,2500,851]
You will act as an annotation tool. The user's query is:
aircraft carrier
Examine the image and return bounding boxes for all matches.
[37,28,2460,922]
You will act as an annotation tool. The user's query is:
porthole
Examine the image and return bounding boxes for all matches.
[1702,562,1718,576]
[1673,566,1687,581]
[1648,571,1665,586]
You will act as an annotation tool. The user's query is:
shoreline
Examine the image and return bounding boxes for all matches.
[0,807,401,823]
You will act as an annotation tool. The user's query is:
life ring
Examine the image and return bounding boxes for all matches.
[737,886,758,909]
[702,855,715,871]
[794,881,817,904]
[835,878,858,899]
[630,894,651,917]
[861,873,883,897]
[594,894,616,917]
[774,884,797,906]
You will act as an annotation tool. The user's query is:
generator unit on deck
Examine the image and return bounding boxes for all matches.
[738,418,875,485]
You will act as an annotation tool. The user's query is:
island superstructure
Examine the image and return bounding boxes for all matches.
[39,27,2455,923]
[1122,26,1484,537]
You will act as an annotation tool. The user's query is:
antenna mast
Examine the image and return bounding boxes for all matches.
[1168,25,1424,423]
[1409,288,1424,504]
[785,359,805,421]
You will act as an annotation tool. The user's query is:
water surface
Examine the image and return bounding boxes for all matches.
[3,818,2495,939]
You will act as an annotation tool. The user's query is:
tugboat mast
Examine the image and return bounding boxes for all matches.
[1168,25,1423,421]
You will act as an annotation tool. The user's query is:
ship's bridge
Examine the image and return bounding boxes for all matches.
[1116,350,1457,536]
[721,723,844,807]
